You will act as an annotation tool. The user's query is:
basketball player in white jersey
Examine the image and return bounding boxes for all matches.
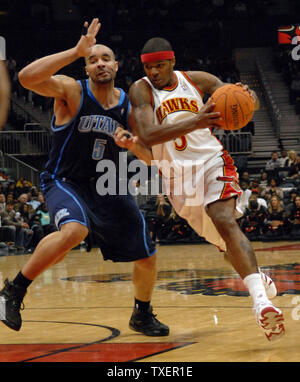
[115,37,285,341]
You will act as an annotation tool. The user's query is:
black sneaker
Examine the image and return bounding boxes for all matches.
[0,279,26,331]
[129,306,169,336]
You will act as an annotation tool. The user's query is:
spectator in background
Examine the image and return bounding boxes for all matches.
[18,204,31,227]
[237,180,251,213]
[22,180,32,194]
[145,194,170,241]
[259,171,269,190]
[0,193,6,212]
[15,177,25,193]
[260,178,284,200]
[240,171,250,184]
[35,192,45,210]
[0,172,8,182]
[263,190,273,206]
[288,195,300,238]
[249,177,264,196]
[250,189,268,209]
[131,179,148,208]
[29,203,56,249]
[240,196,268,241]
[287,150,298,168]
[14,193,35,216]
[149,194,172,242]
[6,193,17,205]
[265,151,281,179]
[265,195,287,240]
[0,204,16,251]
[284,189,298,217]
[14,204,33,250]
[165,208,194,243]
[1,202,31,251]
[35,203,56,237]
[286,155,300,182]
[279,149,289,168]
[15,178,32,197]
[5,182,18,201]
[27,187,42,210]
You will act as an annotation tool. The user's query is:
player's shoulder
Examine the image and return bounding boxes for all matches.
[129,78,153,107]
[184,70,212,81]
[129,78,150,96]
[184,71,224,94]
[131,77,149,89]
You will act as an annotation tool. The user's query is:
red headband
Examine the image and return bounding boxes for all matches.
[141,50,175,63]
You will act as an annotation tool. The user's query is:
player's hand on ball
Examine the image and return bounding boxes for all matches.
[75,18,101,58]
[235,82,256,102]
[195,102,222,129]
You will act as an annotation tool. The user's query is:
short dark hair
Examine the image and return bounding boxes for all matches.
[141,37,173,55]
[84,44,116,64]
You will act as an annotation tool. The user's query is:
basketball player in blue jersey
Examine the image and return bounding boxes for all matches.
[118,37,285,342]
[0,19,169,337]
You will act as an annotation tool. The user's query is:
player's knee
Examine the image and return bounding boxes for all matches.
[60,222,88,251]
[135,253,157,271]
[210,211,236,234]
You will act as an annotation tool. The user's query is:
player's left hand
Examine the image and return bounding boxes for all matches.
[235,82,259,110]
[235,82,256,102]
[75,18,101,58]
[114,126,138,149]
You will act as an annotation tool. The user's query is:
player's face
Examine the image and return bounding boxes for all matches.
[143,59,175,89]
[85,46,118,84]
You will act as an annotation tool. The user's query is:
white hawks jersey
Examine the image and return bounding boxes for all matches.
[142,70,223,175]
[142,71,241,251]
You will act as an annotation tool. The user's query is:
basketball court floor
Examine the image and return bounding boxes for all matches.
[0,240,299,363]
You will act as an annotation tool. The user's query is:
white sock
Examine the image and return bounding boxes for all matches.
[243,273,270,305]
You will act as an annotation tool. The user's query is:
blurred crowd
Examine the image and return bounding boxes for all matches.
[0,176,56,253]
[1,147,300,253]
[137,148,300,244]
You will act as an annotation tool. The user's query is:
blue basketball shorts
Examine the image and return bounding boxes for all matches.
[40,172,156,262]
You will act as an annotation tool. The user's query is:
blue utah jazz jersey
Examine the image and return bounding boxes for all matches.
[45,79,131,181]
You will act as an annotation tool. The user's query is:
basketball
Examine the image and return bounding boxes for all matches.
[209,84,255,130]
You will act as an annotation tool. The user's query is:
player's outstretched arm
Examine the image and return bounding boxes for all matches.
[18,18,101,99]
[0,60,11,130]
[129,80,222,147]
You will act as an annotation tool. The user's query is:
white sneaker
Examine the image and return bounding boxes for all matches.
[254,301,285,342]
[260,271,277,299]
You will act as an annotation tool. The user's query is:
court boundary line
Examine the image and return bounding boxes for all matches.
[17,320,120,362]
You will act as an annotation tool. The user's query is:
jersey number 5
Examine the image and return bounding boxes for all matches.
[92,138,107,160]
[174,135,187,151]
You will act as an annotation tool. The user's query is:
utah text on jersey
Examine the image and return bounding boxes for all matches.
[78,115,124,136]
